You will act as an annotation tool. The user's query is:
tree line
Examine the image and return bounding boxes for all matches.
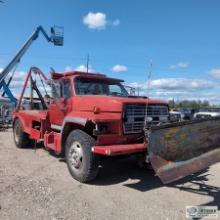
[168,100,219,109]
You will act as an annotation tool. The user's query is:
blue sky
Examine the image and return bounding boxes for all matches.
[1,0,220,102]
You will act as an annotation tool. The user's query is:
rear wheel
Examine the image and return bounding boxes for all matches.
[65,129,100,183]
[13,119,30,148]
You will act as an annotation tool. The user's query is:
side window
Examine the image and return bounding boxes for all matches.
[52,80,62,98]
[63,79,71,99]
[109,84,122,95]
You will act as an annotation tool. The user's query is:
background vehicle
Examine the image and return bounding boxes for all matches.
[177,108,194,120]
[169,110,182,122]
[169,108,195,122]
[194,108,220,119]
[0,98,13,128]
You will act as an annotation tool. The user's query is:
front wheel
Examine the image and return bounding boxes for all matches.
[65,129,100,183]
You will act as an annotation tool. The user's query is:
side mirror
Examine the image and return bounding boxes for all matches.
[47,80,62,103]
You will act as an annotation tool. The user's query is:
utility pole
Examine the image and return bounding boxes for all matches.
[144,61,153,130]
[146,61,153,97]
[172,98,175,109]
[86,54,90,73]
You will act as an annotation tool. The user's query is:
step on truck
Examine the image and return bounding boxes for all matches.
[13,67,220,183]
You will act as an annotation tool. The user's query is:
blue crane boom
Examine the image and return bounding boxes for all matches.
[0,25,63,106]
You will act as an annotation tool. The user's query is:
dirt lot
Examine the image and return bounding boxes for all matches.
[0,130,219,220]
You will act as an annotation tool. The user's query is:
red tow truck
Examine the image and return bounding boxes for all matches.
[13,67,169,182]
[14,66,220,184]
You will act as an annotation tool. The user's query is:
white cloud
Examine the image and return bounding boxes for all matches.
[11,71,26,81]
[128,77,218,102]
[75,65,94,73]
[0,67,25,97]
[111,65,128,72]
[111,19,120,26]
[0,68,26,87]
[6,71,27,88]
[150,78,214,91]
[10,81,25,88]
[130,78,215,91]
[208,68,220,79]
[83,12,120,30]
[154,90,190,96]
[201,93,220,103]
[83,12,107,30]
[11,73,51,97]
[170,61,189,69]
[0,68,49,99]
[65,65,95,73]
[0,69,50,93]
[65,66,73,72]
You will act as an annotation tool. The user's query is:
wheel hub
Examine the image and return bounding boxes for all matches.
[69,141,83,169]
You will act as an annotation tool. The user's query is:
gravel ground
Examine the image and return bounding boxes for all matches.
[0,130,219,220]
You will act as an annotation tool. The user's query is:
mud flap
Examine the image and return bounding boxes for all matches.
[147,117,220,184]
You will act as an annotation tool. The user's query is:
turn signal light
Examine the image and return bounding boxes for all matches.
[93,106,101,114]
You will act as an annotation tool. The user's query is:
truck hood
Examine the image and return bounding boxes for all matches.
[73,95,167,113]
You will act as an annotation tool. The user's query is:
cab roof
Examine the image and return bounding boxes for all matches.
[51,71,124,83]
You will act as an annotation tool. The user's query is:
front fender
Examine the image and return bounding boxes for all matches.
[60,116,91,149]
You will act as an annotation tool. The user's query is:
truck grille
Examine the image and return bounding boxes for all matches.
[123,104,168,134]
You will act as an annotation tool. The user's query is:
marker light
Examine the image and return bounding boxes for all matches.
[93,106,101,114]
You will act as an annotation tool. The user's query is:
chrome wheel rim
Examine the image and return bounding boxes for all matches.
[68,141,83,170]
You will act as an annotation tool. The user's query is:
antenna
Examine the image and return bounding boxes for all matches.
[146,61,153,97]
[86,54,90,73]
[144,61,153,132]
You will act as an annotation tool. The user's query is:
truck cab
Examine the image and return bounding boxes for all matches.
[13,67,169,182]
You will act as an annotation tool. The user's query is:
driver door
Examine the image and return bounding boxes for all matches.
[49,79,72,127]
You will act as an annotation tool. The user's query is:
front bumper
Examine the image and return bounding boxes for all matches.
[91,143,147,156]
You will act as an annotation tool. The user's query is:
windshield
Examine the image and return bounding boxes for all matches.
[74,77,129,97]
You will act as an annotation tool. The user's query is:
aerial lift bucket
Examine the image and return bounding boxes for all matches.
[147,117,220,184]
[51,26,64,46]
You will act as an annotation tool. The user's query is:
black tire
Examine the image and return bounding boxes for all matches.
[13,119,30,148]
[65,129,100,183]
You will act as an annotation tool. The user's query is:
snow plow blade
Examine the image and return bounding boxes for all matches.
[147,117,220,184]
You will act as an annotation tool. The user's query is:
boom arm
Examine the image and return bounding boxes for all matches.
[0,25,63,104]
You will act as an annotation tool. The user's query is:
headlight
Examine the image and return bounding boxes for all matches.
[98,124,109,134]
[93,123,109,135]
